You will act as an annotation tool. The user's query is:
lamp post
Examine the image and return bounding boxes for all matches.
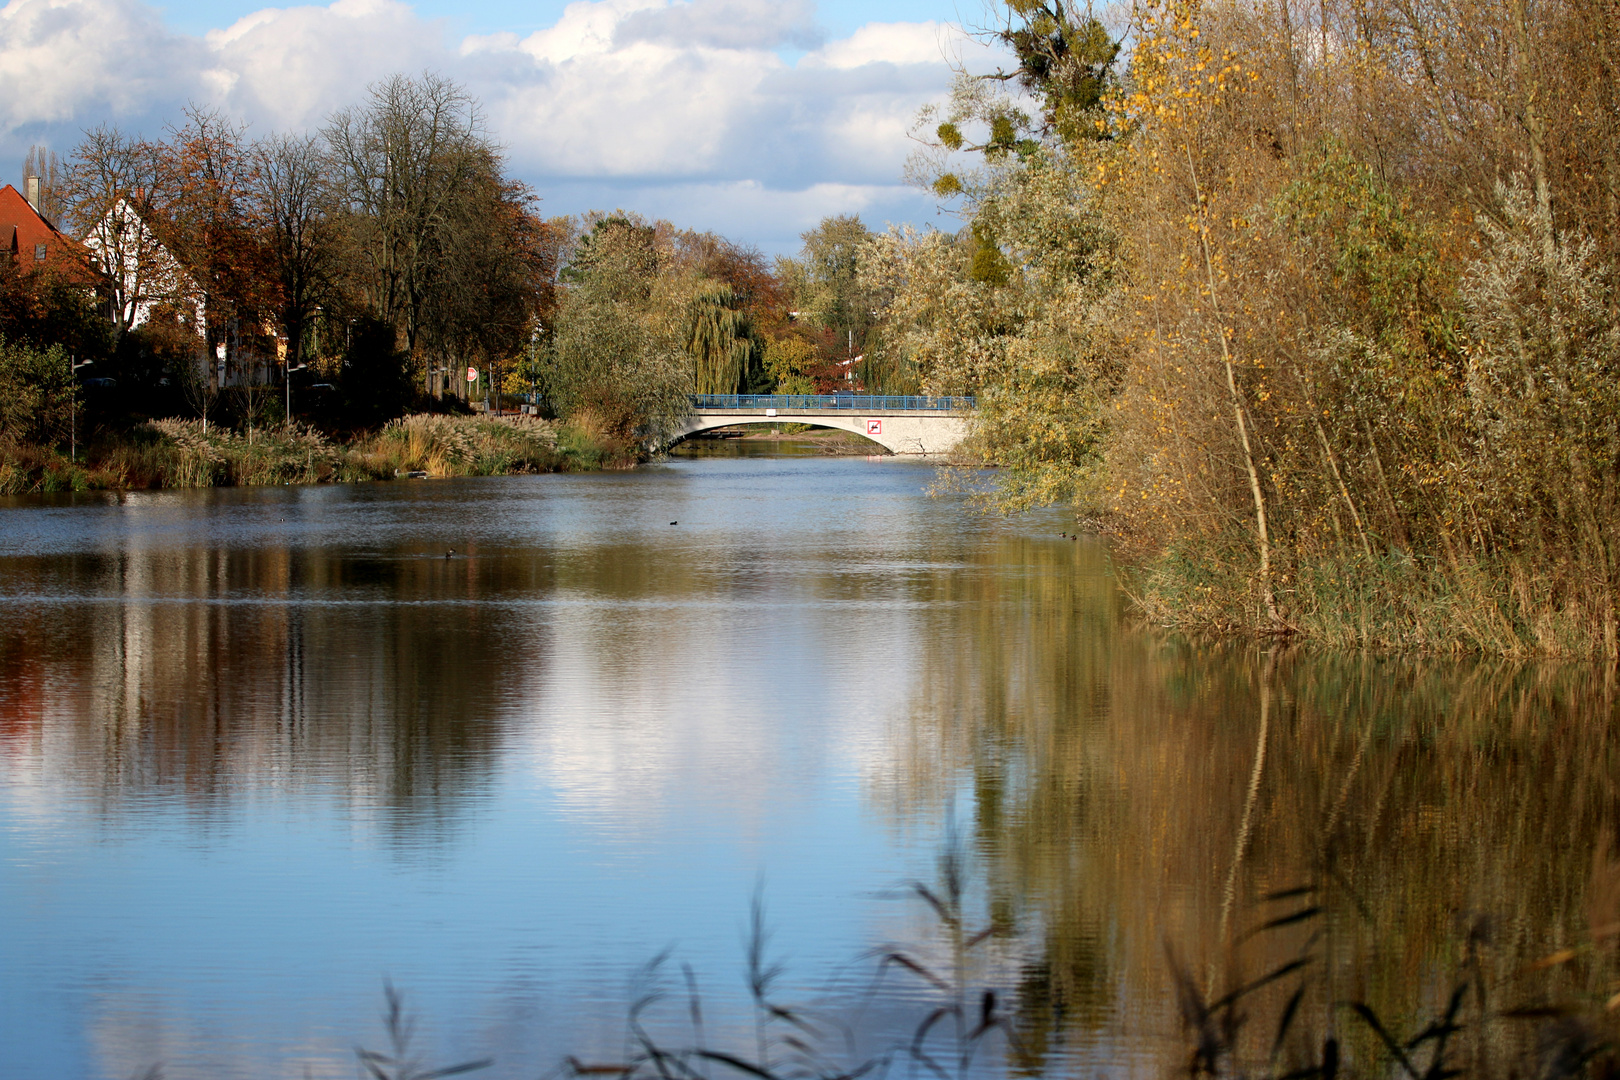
[70,356,92,462]
[286,361,307,422]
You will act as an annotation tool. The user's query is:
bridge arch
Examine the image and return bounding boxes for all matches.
[668,415,891,452]
[662,395,974,456]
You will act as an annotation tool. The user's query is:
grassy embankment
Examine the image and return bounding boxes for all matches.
[0,413,626,495]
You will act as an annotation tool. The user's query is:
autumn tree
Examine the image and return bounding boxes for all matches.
[324,72,492,383]
[544,212,690,442]
[65,126,180,341]
[778,215,880,372]
[253,133,337,375]
[149,106,270,384]
[686,285,751,394]
[420,169,560,400]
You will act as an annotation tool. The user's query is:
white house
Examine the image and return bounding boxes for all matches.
[80,198,204,335]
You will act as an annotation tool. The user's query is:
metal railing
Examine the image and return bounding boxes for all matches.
[689,394,975,412]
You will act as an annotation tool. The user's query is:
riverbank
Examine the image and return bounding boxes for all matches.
[0,413,624,495]
[1115,531,1620,660]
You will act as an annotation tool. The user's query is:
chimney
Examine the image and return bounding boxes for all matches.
[25,175,40,211]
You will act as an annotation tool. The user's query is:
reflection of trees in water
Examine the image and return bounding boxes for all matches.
[0,545,548,835]
[881,537,1620,1075]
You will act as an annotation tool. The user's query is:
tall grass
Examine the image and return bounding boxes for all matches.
[1126,542,1620,658]
[351,413,569,478]
[0,413,618,495]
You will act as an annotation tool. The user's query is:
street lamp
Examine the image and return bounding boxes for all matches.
[70,356,92,463]
[286,361,307,421]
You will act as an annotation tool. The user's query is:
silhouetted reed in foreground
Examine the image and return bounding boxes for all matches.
[121,840,1620,1080]
[1163,878,1620,1080]
[534,843,1019,1080]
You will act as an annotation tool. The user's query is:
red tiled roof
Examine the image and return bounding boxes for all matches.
[0,184,100,286]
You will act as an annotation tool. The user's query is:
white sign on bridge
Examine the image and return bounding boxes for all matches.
[866,419,882,436]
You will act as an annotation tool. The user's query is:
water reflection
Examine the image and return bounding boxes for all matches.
[884,537,1620,1075]
[0,551,515,834]
[1,467,1616,1079]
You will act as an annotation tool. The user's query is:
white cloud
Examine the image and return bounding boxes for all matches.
[0,0,1002,251]
[801,20,956,69]
[203,0,453,131]
[613,0,820,50]
[0,0,200,129]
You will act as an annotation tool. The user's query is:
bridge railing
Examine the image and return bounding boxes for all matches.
[689,394,976,412]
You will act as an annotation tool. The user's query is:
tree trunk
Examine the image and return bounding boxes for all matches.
[1184,144,1284,628]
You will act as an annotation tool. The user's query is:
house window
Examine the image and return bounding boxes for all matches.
[34,243,46,262]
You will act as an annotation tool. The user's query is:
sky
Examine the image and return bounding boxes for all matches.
[0,0,1010,254]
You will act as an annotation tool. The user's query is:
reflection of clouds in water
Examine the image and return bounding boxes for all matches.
[85,988,399,1080]
[520,594,919,837]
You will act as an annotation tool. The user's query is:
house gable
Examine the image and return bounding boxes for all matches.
[0,184,99,285]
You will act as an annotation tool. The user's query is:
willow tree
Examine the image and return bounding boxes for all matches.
[686,285,750,394]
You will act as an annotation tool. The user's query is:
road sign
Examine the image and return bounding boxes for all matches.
[866,419,882,436]
[466,366,478,383]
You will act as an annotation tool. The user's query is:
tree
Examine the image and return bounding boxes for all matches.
[546,297,689,446]
[686,285,751,394]
[65,126,182,341]
[20,146,68,224]
[779,215,878,366]
[982,0,1120,144]
[420,170,559,400]
[543,211,695,438]
[0,336,74,447]
[149,106,269,380]
[253,133,337,376]
[0,252,113,363]
[763,334,818,393]
[563,213,662,300]
[324,72,492,379]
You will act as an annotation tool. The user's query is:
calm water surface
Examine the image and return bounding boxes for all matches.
[1,451,1616,1079]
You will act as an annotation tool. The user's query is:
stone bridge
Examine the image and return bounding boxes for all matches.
[669,394,975,455]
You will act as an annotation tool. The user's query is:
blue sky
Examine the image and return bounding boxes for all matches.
[1,0,1005,253]
[156,0,969,40]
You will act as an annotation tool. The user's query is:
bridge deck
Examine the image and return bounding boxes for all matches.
[689,394,974,415]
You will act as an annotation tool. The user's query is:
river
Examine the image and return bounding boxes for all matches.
[0,448,1615,1079]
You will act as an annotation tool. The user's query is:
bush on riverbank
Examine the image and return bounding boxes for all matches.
[0,413,613,495]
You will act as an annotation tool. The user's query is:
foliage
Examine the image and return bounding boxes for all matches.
[342,315,417,426]
[0,257,113,363]
[893,0,1620,655]
[545,273,690,447]
[542,210,784,438]
[685,285,751,395]
[323,73,490,359]
[0,336,73,446]
[762,335,819,393]
[0,412,590,494]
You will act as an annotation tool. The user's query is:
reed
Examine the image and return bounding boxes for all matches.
[0,413,622,495]
[1127,541,1620,659]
